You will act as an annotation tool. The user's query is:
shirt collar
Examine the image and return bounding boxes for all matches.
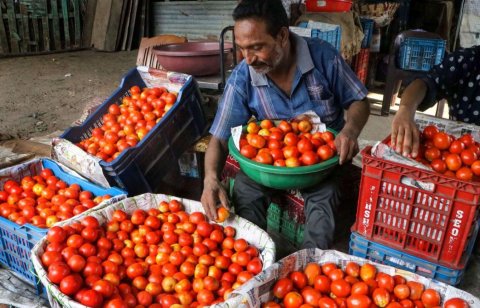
[249,32,315,87]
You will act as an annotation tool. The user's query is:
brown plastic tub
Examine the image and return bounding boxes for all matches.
[153,41,233,76]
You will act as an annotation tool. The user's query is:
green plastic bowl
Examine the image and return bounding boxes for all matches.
[228,127,339,190]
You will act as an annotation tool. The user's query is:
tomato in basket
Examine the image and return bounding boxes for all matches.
[412,125,480,181]
[260,261,470,308]
[239,119,337,167]
[39,199,263,307]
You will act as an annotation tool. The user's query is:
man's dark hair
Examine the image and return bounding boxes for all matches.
[232,0,289,37]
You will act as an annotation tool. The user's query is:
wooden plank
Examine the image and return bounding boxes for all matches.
[6,0,19,53]
[60,0,70,47]
[31,14,39,52]
[41,0,49,51]
[127,0,138,50]
[72,0,80,47]
[50,0,61,50]
[16,5,25,52]
[92,0,124,51]
[81,0,96,47]
[91,0,112,50]
[121,0,133,51]
[115,0,128,50]
[0,4,10,53]
[104,0,124,51]
[21,4,31,52]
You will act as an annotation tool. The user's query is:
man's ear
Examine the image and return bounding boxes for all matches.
[277,27,289,47]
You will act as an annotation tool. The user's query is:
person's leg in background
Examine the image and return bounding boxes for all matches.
[232,170,279,230]
[300,163,360,249]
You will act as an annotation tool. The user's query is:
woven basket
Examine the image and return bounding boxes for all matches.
[354,2,400,27]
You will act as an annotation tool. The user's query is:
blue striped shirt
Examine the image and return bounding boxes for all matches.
[210,33,368,140]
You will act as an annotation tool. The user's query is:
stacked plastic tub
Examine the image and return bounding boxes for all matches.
[350,115,480,285]
[290,21,342,51]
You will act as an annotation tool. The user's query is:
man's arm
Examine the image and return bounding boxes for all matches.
[391,79,428,157]
[200,136,230,220]
[335,99,370,164]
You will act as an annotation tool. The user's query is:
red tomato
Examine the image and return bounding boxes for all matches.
[407,281,424,300]
[79,290,103,308]
[472,160,480,176]
[449,140,465,154]
[345,261,360,277]
[424,147,441,162]
[313,274,331,293]
[273,278,293,299]
[445,153,463,171]
[59,274,83,295]
[459,134,475,147]
[289,271,307,289]
[423,125,439,140]
[443,298,469,308]
[372,287,391,307]
[331,279,351,298]
[346,295,372,308]
[104,298,128,308]
[376,272,395,292]
[297,139,314,153]
[318,297,339,308]
[41,251,63,267]
[430,159,447,173]
[394,284,411,300]
[301,288,321,306]
[433,132,451,150]
[320,131,335,142]
[48,262,71,284]
[283,291,303,308]
[420,289,441,308]
[241,145,258,159]
[317,145,335,161]
[456,167,473,181]
[47,226,67,243]
[460,149,477,165]
[351,281,369,296]
[300,151,320,166]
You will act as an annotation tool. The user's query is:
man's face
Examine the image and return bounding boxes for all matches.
[234,19,286,74]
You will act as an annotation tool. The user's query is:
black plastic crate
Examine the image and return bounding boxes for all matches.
[60,68,208,195]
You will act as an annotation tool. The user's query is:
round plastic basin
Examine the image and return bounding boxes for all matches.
[153,41,232,76]
[228,127,339,190]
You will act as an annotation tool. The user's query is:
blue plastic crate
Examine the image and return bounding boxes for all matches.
[60,67,208,195]
[349,232,469,285]
[0,158,126,296]
[360,18,374,48]
[297,22,342,51]
[398,37,446,71]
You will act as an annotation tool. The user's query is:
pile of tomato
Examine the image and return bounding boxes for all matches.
[239,119,337,167]
[412,125,480,181]
[0,168,111,228]
[76,86,178,162]
[262,261,469,308]
[40,200,263,307]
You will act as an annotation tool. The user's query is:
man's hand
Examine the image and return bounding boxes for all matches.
[200,177,230,221]
[334,127,359,165]
[391,106,420,158]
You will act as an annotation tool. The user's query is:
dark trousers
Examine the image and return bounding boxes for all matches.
[232,165,353,249]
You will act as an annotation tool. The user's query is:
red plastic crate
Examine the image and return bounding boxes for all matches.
[352,48,370,85]
[354,136,480,269]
